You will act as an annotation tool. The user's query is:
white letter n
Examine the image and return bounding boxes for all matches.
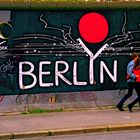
[100,60,117,83]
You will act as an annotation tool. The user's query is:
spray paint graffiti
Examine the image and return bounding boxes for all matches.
[0,59,15,80]
[15,94,38,105]
[14,92,97,105]
[0,95,4,102]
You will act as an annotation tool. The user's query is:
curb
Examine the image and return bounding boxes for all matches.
[0,133,12,140]
[1,123,140,139]
[13,131,49,139]
[0,112,21,116]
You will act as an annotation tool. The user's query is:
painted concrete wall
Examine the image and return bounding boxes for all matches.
[0,90,138,113]
[0,9,139,113]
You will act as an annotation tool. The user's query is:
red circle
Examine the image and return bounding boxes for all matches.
[79,12,109,43]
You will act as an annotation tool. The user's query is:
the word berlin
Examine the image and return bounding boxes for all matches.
[19,39,117,90]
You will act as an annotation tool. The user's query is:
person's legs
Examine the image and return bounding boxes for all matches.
[128,83,140,112]
[128,98,139,112]
[136,85,140,108]
[117,82,134,111]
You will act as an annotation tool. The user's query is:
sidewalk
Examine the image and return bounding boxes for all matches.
[0,108,140,139]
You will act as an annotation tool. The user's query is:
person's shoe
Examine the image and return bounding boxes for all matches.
[128,104,133,113]
[116,104,124,111]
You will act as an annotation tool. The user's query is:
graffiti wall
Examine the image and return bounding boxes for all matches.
[0,90,138,113]
[0,10,140,95]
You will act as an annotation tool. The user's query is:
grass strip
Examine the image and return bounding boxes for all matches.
[0,2,139,10]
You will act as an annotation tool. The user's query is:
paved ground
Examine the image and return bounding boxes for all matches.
[0,107,140,139]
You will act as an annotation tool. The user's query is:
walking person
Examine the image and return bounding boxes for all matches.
[117,53,139,111]
[127,59,140,112]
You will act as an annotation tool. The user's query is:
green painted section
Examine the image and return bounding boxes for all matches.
[0,8,140,95]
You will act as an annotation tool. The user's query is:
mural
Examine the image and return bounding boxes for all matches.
[0,10,140,95]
